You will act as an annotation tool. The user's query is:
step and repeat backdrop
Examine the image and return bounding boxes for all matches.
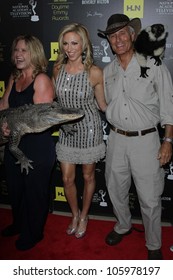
[0,0,173,221]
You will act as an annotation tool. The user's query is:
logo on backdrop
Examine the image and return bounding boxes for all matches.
[54,187,67,202]
[29,0,39,22]
[93,42,112,65]
[99,190,107,207]
[9,1,40,21]
[167,162,173,180]
[49,42,59,61]
[49,0,71,21]
[156,1,173,15]
[102,119,109,143]
[124,0,144,18]
[82,0,110,4]
[92,188,108,207]
[87,11,103,18]
[0,81,5,98]
[101,40,111,63]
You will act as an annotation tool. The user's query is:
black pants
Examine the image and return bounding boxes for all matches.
[4,132,56,244]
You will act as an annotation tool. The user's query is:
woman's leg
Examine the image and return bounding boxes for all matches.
[81,163,96,218]
[60,162,79,234]
[75,163,96,238]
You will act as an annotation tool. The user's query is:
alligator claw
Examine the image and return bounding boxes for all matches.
[16,159,33,175]
[61,124,77,136]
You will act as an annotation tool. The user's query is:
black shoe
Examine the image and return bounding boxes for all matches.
[105,229,132,246]
[1,224,20,237]
[15,235,43,251]
[148,249,163,260]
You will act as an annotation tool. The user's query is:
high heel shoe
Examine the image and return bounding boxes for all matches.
[75,216,88,239]
[66,213,80,235]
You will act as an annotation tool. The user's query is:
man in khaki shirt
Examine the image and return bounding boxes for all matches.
[98,14,173,260]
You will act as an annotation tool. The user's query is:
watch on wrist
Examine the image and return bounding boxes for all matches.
[163,137,173,144]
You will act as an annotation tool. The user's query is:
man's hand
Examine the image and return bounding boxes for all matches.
[157,141,172,166]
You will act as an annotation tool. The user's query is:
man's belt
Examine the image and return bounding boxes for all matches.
[110,126,156,136]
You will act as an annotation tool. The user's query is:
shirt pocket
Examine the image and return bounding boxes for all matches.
[131,74,156,102]
[105,75,119,103]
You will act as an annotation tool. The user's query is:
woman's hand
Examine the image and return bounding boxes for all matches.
[2,122,10,137]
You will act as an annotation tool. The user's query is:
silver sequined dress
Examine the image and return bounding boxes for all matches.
[55,67,106,164]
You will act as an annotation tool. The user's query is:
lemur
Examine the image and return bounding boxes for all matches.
[134,23,168,78]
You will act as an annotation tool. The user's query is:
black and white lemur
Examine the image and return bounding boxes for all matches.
[134,23,168,78]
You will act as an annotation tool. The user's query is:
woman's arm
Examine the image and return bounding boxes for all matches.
[0,75,14,136]
[0,75,14,110]
[90,66,107,112]
[33,73,55,104]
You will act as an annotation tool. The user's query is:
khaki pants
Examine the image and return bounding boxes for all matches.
[105,129,164,250]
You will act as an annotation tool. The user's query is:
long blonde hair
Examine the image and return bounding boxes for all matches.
[54,23,93,72]
[11,35,48,80]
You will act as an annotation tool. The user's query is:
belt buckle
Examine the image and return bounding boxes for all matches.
[118,129,126,136]
[125,131,128,136]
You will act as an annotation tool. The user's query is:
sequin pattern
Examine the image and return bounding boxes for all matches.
[55,67,106,164]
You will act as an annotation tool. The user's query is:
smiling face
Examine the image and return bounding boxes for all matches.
[108,26,135,57]
[13,39,32,70]
[62,31,83,62]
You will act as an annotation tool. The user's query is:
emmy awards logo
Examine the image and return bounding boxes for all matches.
[167,162,173,180]
[101,40,111,63]
[102,120,108,142]
[29,0,39,22]
[99,190,107,207]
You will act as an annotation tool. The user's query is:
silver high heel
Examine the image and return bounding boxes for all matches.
[66,212,80,235]
[75,216,88,239]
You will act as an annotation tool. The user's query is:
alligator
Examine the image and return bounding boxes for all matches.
[0,101,84,174]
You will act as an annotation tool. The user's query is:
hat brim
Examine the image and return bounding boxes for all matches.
[98,18,141,37]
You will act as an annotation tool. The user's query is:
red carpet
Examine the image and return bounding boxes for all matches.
[0,207,173,260]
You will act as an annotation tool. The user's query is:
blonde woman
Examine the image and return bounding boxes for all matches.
[0,35,56,250]
[53,23,107,238]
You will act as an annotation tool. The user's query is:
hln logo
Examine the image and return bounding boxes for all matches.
[49,42,59,61]
[0,81,5,98]
[124,0,144,18]
[54,186,67,202]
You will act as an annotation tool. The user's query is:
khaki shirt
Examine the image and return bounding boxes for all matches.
[104,55,173,130]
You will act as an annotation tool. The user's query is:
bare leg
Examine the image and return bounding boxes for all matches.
[60,162,79,234]
[75,163,96,238]
[81,163,96,218]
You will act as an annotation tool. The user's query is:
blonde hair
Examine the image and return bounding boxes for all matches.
[54,23,93,72]
[11,35,48,80]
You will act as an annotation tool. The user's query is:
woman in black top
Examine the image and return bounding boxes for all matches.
[0,35,56,250]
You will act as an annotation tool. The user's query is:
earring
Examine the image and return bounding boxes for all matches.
[82,51,86,64]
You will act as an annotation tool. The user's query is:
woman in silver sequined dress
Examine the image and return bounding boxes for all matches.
[52,23,107,238]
